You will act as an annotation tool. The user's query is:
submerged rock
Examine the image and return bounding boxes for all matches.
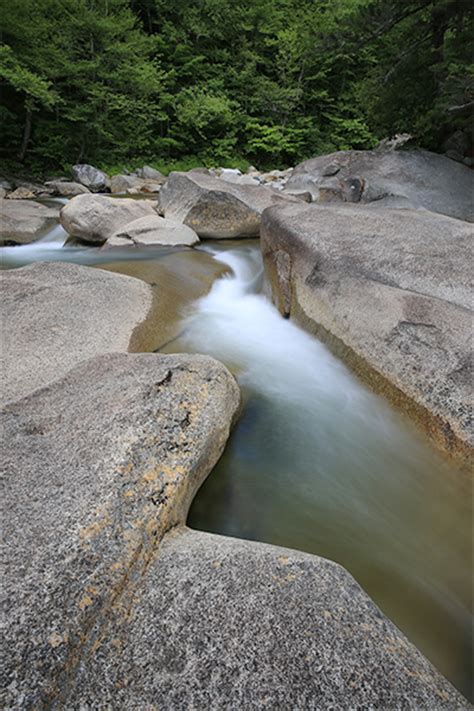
[60,193,158,244]
[0,198,59,245]
[107,214,199,247]
[159,170,299,238]
[261,202,473,458]
[286,149,474,221]
[72,163,109,192]
[0,261,152,404]
[2,352,240,709]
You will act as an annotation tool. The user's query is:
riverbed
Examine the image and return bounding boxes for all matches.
[1,216,472,700]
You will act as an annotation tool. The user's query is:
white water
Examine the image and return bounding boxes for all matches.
[183,245,472,696]
[184,246,441,477]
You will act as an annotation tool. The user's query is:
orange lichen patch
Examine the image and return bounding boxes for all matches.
[110,560,126,574]
[142,469,160,484]
[78,595,94,611]
[272,572,300,585]
[123,489,135,499]
[78,511,111,542]
[48,632,67,648]
[277,556,290,566]
[90,639,102,655]
[435,689,452,702]
[116,461,134,477]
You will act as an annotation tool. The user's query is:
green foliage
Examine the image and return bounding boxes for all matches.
[0,44,60,108]
[1,0,472,173]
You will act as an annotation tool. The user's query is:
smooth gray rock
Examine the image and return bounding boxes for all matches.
[60,193,157,244]
[134,165,166,182]
[159,170,300,238]
[220,172,261,186]
[286,149,474,221]
[71,164,109,192]
[282,189,312,202]
[63,527,468,709]
[0,198,59,245]
[110,174,143,193]
[107,214,199,247]
[0,261,152,404]
[261,203,473,458]
[110,174,162,194]
[1,353,240,710]
[44,180,90,197]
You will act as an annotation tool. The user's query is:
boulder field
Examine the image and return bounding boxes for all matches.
[1,351,467,709]
[261,202,473,459]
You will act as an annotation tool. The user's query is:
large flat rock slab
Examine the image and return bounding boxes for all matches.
[1,353,240,709]
[159,170,299,238]
[286,149,474,221]
[0,199,60,245]
[63,527,467,709]
[0,261,152,404]
[261,203,473,458]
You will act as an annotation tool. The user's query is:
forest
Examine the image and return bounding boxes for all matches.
[1,0,472,174]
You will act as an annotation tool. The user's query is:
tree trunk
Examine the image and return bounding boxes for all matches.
[18,107,32,163]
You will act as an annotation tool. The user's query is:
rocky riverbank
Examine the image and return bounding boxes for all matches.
[261,203,473,460]
[1,148,472,708]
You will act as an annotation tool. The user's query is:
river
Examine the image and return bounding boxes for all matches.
[1,214,472,700]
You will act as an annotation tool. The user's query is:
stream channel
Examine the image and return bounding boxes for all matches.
[1,206,472,700]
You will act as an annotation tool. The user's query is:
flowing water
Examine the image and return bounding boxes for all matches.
[164,244,473,700]
[2,218,472,699]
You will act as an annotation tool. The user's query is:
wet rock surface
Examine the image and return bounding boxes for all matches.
[0,199,60,245]
[0,261,152,404]
[261,202,473,457]
[60,193,158,244]
[159,170,299,238]
[58,526,468,709]
[1,353,240,709]
[286,149,474,221]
